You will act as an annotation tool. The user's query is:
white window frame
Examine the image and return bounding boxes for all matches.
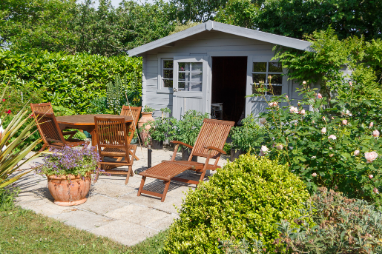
[157,57,174,94]
[251,61,283,96]
[161,59,174,89]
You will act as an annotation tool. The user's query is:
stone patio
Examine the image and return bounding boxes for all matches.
[14,146,229,246]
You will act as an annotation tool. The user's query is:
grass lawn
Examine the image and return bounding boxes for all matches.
[0,204,168,253]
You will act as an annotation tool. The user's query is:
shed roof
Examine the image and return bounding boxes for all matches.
[128,21,312,56]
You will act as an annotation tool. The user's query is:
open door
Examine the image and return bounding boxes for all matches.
[172,56,208,119]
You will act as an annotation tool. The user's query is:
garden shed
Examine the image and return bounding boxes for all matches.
[128,21,312,123]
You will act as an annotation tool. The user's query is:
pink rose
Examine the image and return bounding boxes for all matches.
[317,93,323,99]
[354,150,360,156]
[349,81,353,87]
[276,144,283,150]
[312,173,317,177]
[303,81,307,85]
[268,102,278,108]
[290,106,298,114]
[259,118,266,124]
[370,122,374,128]
[342,120,348,125]
[374,188,379,194]
[365,151,378,163]
[369,175,373,179]
[321,127,326,134]
[285,95,289,99]
[299,109,306,115]
[373,130,380,138]
[328,135,336,140]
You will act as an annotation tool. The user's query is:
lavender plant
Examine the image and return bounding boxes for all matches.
[35,146,99,178]
[251,80,382,207]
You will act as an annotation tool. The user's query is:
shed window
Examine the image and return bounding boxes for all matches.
[252,62,283,95]
[178,62,203,91]
[162,59,173,88]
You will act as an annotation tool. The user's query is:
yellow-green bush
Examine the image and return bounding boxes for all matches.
[163,155,310,253]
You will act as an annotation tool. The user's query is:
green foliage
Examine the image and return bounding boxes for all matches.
[251,81,382,207]
[219,237,265,254]
[144,108,174,142]
[215,0,259,28]
[143,105,155,113]
[170,0,227,23]
[275,187,382,253]
[0,188,17,211]
[0,50,142,114]
[163,155,310,253]
[230,115,265,153]
[169,21,201,35]
[254,0,382,41]
[171,110,209,147]
[1,0,176,55]
[0,88,42,188]
[106,74,124,115]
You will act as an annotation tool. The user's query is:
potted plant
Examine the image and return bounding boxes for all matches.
[143,108,173,149]
[35,146,99,206]
[172,110,209,161]
[230,115,264,161]
[138,105,155,145]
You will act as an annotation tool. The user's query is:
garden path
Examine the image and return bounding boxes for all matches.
[14,146,229,246]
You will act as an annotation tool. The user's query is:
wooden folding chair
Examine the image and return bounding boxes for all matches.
[94,116,137,185]
[138,119,234,202]
[34,112,86,151]
[30,103,77,139]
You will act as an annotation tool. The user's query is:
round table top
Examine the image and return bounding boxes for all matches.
[56,114,133,126]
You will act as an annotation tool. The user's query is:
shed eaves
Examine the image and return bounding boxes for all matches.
[128,21,312,56]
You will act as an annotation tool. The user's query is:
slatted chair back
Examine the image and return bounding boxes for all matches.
[120,106,141,126]
[190,119,235,160]
[120,106,141,143]
[94,117,130,160]
[30,103,54,114]
[34,112,65,145]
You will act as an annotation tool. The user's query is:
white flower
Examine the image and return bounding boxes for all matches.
[259,145,269,156]
[302,81,307,85]
[370,122,374,128]
[354,150,360,156]
[268,102,278,108]
[349,81,353,86]
[342,120,348,125]
[289,106,298,114]
[311,156,316,159]
[276,144,283,150]
[365,151,378,163]
[299,109,306,115]
[321,127,327,134]
[341,109,352,117]
[259,118,267,124]
[328,135,337,140]
[373,130,380,138]
[312,173,317,177]
[369,175,374,179]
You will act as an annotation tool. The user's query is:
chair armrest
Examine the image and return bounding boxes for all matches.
[171,140,193,149]
[205,146,226,155]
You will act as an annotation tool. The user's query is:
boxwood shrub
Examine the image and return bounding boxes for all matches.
[163,155,310,253]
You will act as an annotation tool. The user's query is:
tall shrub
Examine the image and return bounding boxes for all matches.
[0,50,142,114]
[163,155,310,253]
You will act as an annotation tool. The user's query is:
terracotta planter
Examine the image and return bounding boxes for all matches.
[47,174,91,206]
[138,112,155,145]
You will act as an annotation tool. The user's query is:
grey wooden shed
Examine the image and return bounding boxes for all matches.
[128,21,311,124]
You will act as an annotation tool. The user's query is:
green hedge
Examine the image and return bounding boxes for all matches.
[164,155,310,253]
[0,50,142,114]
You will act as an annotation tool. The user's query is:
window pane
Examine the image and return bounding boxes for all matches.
[268,74,282,85]
[179,72,190,81]
[178,62,190,71]
[163,70,173,79]
[269,85,282,95]
[178,82,190,91]
[253,62,267,72]
[191,62,202,72]
[252,84,265,95]
[190,82,202,91]
[163,79,173,88]
[252,73,266,84]
[268,62,282,72]
[163,60,173,68]
[191,72,202,83]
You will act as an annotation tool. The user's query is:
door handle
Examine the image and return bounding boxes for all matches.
[173,88,178,92]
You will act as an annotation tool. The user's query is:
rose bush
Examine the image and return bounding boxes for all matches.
[252,81,382,208]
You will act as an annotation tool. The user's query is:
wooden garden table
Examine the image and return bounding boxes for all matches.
[56,114,133,147]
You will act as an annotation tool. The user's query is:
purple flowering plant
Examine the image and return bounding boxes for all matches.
[35,146,100,178]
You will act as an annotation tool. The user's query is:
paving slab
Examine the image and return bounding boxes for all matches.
[15,146,228,246]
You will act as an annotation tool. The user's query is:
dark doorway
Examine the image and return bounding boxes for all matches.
[212,57,247,124]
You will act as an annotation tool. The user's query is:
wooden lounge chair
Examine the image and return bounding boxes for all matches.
[34,112,86,151]
[94,116,137,185]
[30,103,77,139]
[137,118,234,202]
